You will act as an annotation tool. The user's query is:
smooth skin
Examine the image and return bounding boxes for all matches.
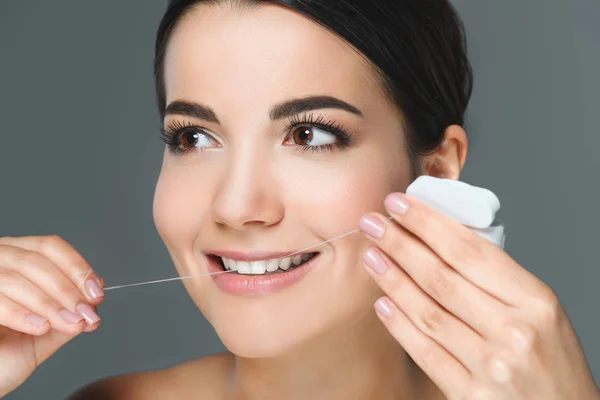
[1,2,599,400]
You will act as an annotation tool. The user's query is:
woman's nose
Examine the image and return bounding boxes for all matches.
[210,155,284,231]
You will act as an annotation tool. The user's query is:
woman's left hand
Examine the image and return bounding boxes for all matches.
[358,192,600,400]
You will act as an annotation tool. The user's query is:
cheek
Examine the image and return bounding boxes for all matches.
[282,149,409,299]
[152,166,209,249]
[291,146,410,301]
[284,149,409,230]
[153,167,217,316]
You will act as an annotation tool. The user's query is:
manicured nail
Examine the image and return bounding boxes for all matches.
[59,309,84,325]
[363,248,389,274]
[77,304,101,325]
[375,298,394,318]
[385,193,409,215]
[27,314,48,327]
[85,279,104,299]
[359,215,385,239]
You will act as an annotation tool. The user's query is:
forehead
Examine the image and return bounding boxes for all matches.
[163,3,383,111]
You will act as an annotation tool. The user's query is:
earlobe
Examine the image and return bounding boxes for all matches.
[420,124,468,180]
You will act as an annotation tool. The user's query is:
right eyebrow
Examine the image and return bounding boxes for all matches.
[165,100,220,123]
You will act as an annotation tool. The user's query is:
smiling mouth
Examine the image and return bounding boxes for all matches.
[209,252,319,275]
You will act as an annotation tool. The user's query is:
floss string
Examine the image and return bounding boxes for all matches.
[72,215,394,291]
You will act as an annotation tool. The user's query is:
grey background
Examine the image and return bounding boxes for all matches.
[0,0,598,398]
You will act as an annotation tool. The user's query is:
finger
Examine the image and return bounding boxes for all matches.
[0,245,103,321]
[82,305,101,333]
[373,296,470,398]
[362,246,484,373]
[359,214,507,337]
[380,192,544,306]
[0,245,101,309]
[0,293,51,336]
[0,236,104,299]
[0,238,104,304]
[83,323,100,333]
[0,269,87,335]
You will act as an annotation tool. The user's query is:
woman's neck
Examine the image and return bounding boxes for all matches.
[225,311,439,400]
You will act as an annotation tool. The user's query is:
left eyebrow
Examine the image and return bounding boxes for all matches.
[269,95,363,120]
[165,100,220,123]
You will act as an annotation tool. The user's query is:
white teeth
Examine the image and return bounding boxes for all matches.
[266,259,279,272]
[223,258,238,271]
[220,253,315,274]
[250,261,266,274]
[237,261,251,274]
[280,257,292,270]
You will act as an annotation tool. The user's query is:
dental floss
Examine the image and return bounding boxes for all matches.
[101,271,232,291]
[406,176,499,228]
[70,215,396,291]
[273,215,396,260]
[405,176,506,246]
[76,269,93,291]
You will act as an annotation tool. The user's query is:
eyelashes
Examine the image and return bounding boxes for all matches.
[284,113,354,154]
[159,112,356,156]
[159,120,205,156]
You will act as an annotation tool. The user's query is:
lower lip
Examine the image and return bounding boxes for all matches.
[207,254,319,295]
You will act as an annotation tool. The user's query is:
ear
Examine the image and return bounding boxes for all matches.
[419,124,468,180]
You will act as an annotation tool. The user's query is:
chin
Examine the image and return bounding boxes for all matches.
[219,331,297,358]
[196,288,331,358]
[203,292,375,360]
[210,311,314,358]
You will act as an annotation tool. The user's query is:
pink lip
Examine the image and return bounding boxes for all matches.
[206,253,319,296]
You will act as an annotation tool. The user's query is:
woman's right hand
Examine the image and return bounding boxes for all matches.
[0,235,105,398]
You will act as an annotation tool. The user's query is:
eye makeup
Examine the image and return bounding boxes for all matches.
[159,112,357,156]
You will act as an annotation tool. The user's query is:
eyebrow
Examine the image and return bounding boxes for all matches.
[164,95,363,123]
[269,96,363,120]
[165,101,220,123]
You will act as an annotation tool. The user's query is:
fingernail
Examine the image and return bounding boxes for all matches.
[85,279,104,299]
[59,309,84,325]
[375,298,394,318]
[77,304,101,325]
[359,215,385,239]
[385,193,409,215]
[27,314,48,327]
[363,247,389,274]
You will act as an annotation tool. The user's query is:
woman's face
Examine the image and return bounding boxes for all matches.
[153,3,412,357]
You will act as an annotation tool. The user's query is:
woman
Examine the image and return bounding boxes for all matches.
[0,0,598,398]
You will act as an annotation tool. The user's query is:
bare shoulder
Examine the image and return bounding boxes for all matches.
[67,352,235,400]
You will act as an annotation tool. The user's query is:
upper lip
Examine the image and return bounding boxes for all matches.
[206,249,317,262]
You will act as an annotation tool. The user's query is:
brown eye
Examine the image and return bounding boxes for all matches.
[292,127,314,145]
[177,129,215,150]
[290,126,337,147]
[179,131,199,149]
